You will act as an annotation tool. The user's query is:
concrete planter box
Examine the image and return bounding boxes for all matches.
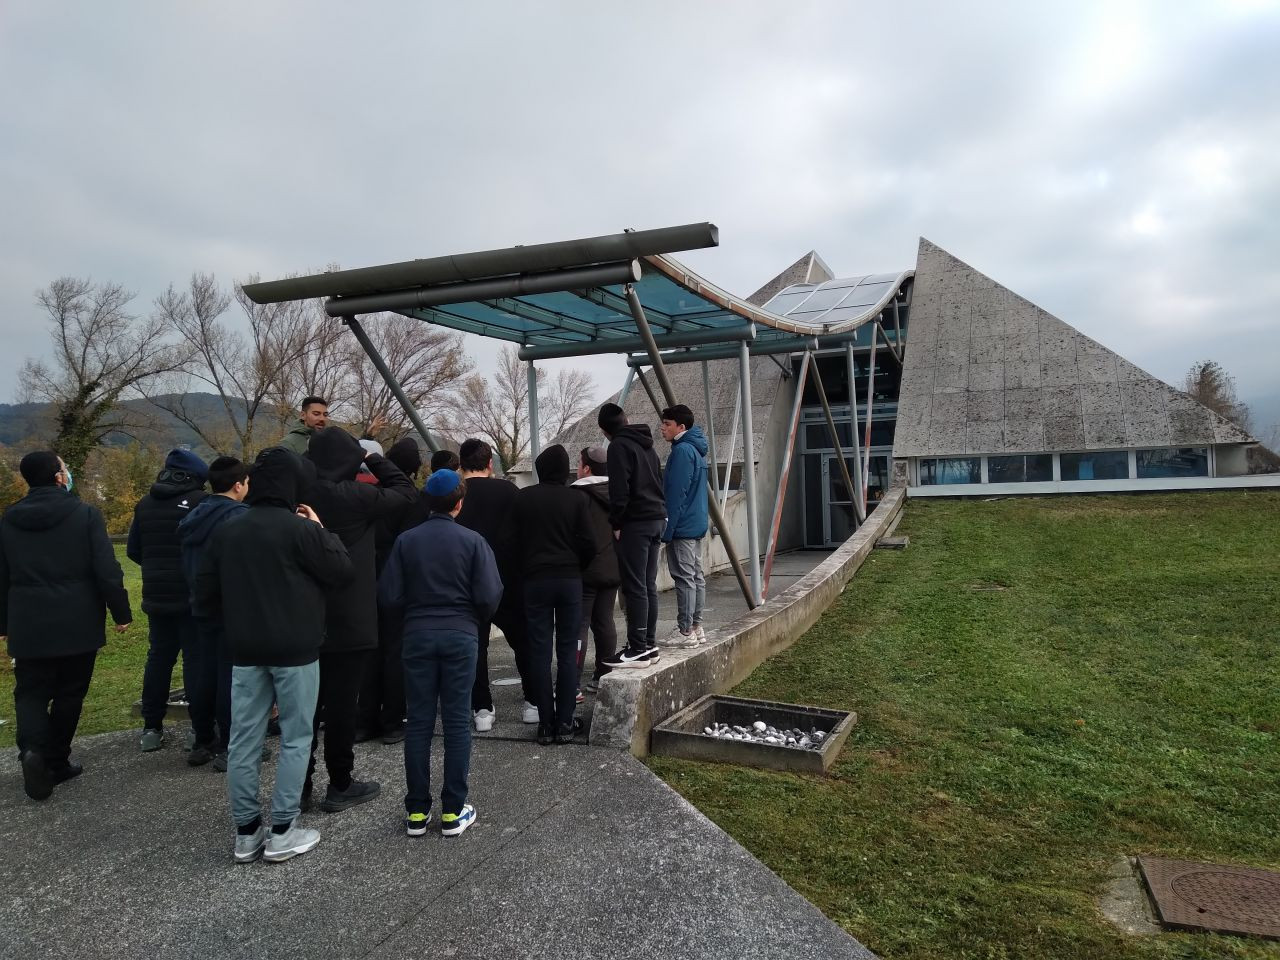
[650,694,856,774]
[131,688,189,720]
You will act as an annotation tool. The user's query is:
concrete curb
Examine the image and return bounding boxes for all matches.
[590,488,906,756]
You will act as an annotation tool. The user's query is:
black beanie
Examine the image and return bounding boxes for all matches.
[19,451,62,487]
[535,444,571,484]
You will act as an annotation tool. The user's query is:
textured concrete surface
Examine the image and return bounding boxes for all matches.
[591,489,905,755]
[894,238,1254,458]
[0,730,876,960]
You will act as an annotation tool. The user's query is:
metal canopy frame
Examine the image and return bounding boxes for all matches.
[241,224,914,610]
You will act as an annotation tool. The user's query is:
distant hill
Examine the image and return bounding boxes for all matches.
[1247,391,1280,440]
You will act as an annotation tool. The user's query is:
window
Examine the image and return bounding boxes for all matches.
[1136,448,1208,478]
[987,454,1053,483]
[1061,451,1130,481]
[918,458,980,485]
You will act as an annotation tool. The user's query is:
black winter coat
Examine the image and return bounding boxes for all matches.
[1,486,132,659]
[512,481,596,581]
[177,495,249,620]
[194,504,353,667]
[127,475,206,616]
[572,476,621,588]
[605,424,665,529]
[450,475,520,583]
[304,428,416,651]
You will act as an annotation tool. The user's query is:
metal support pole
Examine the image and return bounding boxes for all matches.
[634,366,663,417]
[701,361,720,502]
[341,316,440,453]
[737,339,763,604]
[862,338,878,511]
[527,360,541,479]
[618,366,636,407]
[845,343,866,525]
[892,298,902,347]
[763,351,810,596]
[810,357,862,531]
[720,380,741,512]
[625,284,756,609]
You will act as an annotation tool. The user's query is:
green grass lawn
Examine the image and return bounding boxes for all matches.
[1,545,161,747]
[649,491,1280,960]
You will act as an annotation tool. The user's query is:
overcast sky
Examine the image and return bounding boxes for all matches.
[3,1,1278,429]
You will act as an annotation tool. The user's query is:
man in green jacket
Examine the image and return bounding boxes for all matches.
[280,396,329,454]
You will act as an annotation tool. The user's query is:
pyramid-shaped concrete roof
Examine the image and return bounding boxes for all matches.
[893,239,1253,458]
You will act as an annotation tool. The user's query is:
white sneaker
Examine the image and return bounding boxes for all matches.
[263,819,321,862]
[657,628,698,648]
[473,708,496,732]
[694,624,708,643]
[440,803,477,837]
[522,701,539,724]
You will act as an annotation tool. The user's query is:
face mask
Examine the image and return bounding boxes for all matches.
[61,466,73,492]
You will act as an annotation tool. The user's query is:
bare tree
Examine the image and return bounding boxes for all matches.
[20,278,187,475]
[456,346,539,473]
[540,367,597,446]
[1184,360,1252,430]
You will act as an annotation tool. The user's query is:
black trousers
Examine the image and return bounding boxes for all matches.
[187,619,224,747]
[472,599,533,713]
[616,519,663,651]
[13,651,97,769]
[524,577,582,730]
[140,612,196,730]
[357,606,406,736]
[577,584,619,683]
[306,649,367,793]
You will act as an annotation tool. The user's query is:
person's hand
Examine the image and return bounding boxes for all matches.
[613,530,621,541]
[368,413,387,436]
[114,622,131,634]
[296,504,323,525]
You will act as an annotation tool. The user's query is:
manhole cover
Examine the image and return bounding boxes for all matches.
[1139,856,1280,940]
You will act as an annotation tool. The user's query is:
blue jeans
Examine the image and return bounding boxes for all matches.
[524,578,582,729]
[403,629,477,817]
[140,613,196,730]
[227,662,319,828]
[666,538,706,634]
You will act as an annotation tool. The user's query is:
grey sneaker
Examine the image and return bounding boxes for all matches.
[657,628,697,648]
[234,823,267,863]
[694,624,707,643]
[139,728,164,752]
[263,819,321,862]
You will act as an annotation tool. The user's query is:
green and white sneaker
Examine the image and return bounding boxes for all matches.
[440,804,476,837]
[405,811,431,837]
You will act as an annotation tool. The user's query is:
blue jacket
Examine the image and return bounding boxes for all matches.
[177,494,249,620]
[662,426,709,542]
[378,513,503,638]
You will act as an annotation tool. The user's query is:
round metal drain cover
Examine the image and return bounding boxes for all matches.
[1171,872,1280,925]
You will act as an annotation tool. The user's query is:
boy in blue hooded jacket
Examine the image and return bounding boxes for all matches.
[658,405,709,647]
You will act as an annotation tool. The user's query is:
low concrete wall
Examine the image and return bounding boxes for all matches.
[590,487,906,756]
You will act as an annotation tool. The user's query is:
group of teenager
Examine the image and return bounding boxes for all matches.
[1,393,712,864]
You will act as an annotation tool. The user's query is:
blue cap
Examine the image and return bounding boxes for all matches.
[424,468,462,497]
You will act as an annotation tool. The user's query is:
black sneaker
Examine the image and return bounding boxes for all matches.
[320,778,381,812]
[188,742,217,767]
[381,726,406,745]
[266,716,281,738]
[21,750,53,801]
[49,761,84,785]
[536,724,555,746]
[211,752,228,773]
[600,646,655,669]
[554,717,584,744]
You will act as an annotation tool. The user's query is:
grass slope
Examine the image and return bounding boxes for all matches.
[650,492,1280,960]
[2,546,160,747]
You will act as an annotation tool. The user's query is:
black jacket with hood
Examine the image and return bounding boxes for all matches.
[304,427,416,651]
[513,446,596,581]
[127,472,206,616]
[177,495,248,620]
[1,485,132,659]
[194,448,352,667]
[374,436,422,575]
[604,423,665,529]
[571,474,621,588]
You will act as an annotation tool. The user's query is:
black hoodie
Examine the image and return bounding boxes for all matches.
[1,486,132,658]
[571,475,621,588]
[304,427,416,650]
[194,448,353,667]
[512,446,596,581]
[126,470,207,615]
[604,423,665,529]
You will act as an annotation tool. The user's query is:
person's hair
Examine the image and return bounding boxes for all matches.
[597,402,627,437]
[580,447,607,476]
[426,476,467,514]
[458,438,492,472]
[300,395,328,412]
[208,456,249,494]
[430,449,460,473]
[661,404,695,429]
[19,450,62,487]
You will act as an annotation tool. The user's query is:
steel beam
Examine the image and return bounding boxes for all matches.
[701,361,720,502]
[527,360,541,478]
[737,339,763,604]
[810,357,860,532]
[618,366,636,407]
[518,323,754,362]
[624,335,816,367]
[763,351,810,596]
[845,342,867,525]
[862,338,878,511]
[341,316,441,453]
